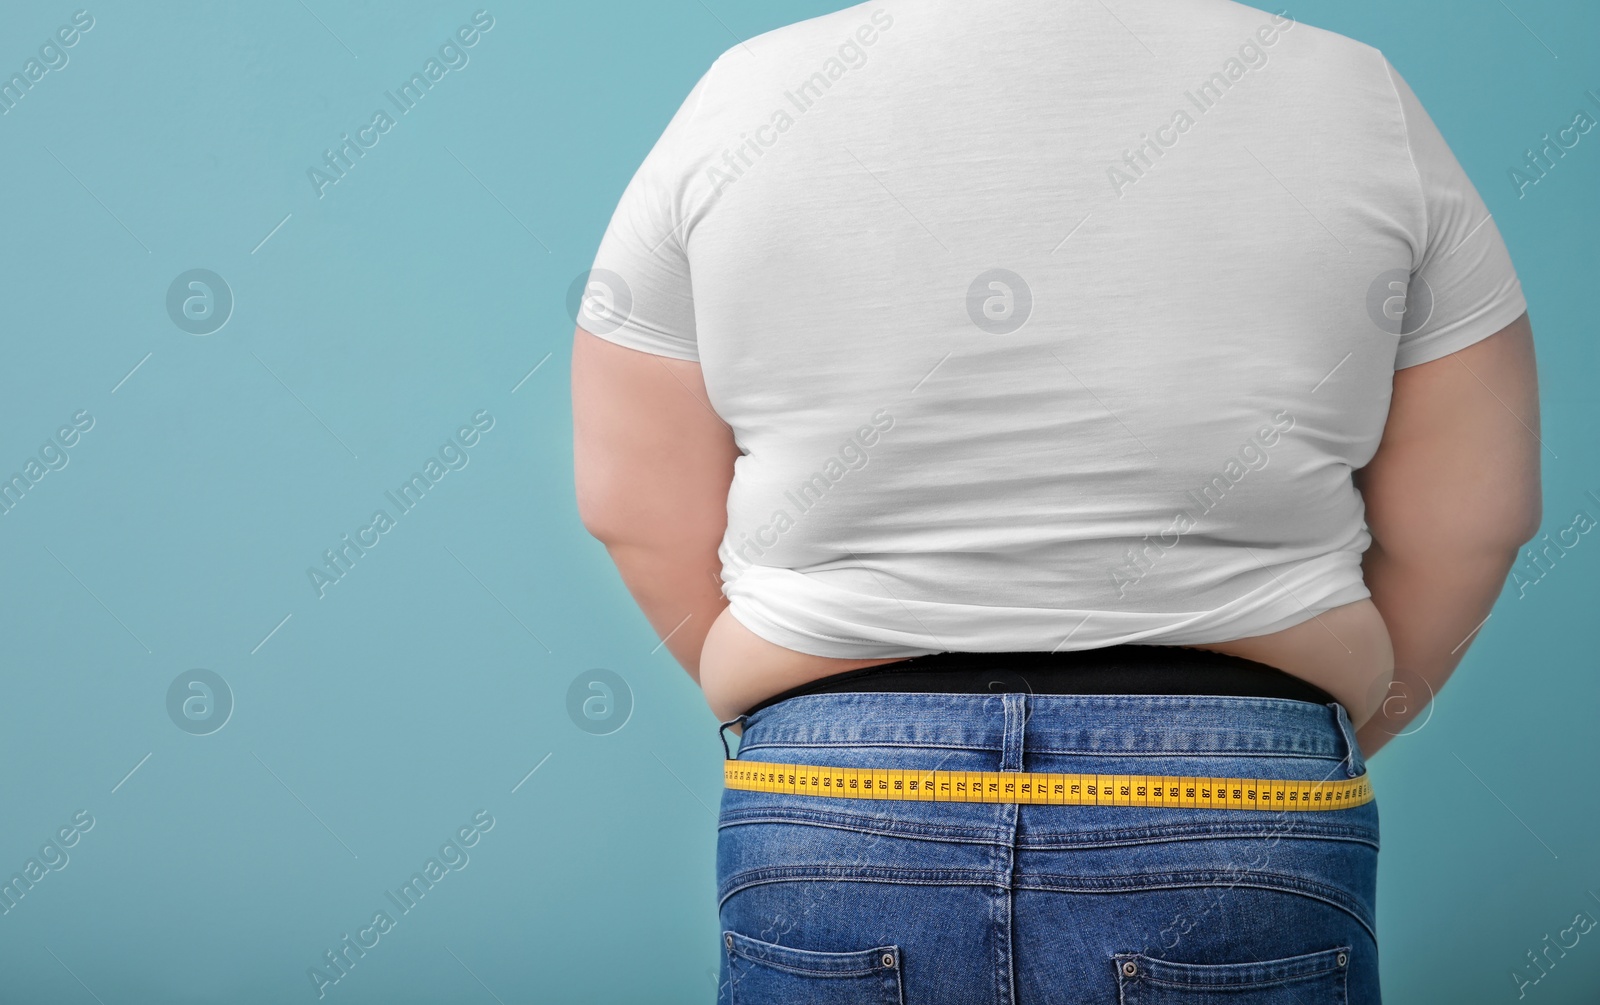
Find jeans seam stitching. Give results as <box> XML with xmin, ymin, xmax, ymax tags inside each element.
<box><xmin>715</xmin><ymin>810</ymin><xmax>1378</xmax><ymax>848</ymax></box>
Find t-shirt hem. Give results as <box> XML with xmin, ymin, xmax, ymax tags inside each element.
<box><xmin>723</xmin><ymin>559</ymin><xmax>1375</xmax><ymax>660</ymax></box>
<box><xmin>725</xmin><ymin>601</ymin><xmax>940</xmax><ymax>660</ymax></box>
<box><xmin>1181</xmin><ymin>579</ymin><xmax>1374</xmax><ymax>644</ymax></box>
<box><xmin>577</xmin><ymin>318</ymin><xmax>700</xmax><ymax>362</ymax></box>
<box><xmin>1394</xmin><ymin>281</ymin><xmax>1527</xmax><ymax>370</ymax></box>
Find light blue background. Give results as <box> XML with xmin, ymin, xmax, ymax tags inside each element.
<box><xmin>0</xmin><ymin>1</ymin><xmax>1595</xmax><ymax>1002</ymax></box>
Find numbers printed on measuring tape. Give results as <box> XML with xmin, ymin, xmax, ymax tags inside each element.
<box><xmin>724</xmin><ymin>760</ymin><xmax>1372</xmax><ymax>811</ymax></box>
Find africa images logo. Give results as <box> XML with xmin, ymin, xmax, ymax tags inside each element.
<box><xmin>307</xmin><ymin>410</ymin><xmax>495</xmax><ymax>598</ymax></box>
<box><xmin>1110</xmin><ymin>410</ymin><xmax>1296</xmax><ymax>597</ymax></box>
<box><xmin>719</xmin><ymin>407</ymin><xmax>895</xmax><ymax>575</ymax></box>
<box><xmin>306</xmin><ymin>10</ymin><xmax>496</xmax><ymax>199</ymax></box>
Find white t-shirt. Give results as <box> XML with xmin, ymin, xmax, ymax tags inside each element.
<box><xmin>577</xmin><ymin>0</ymin><xmax>1527</xmax><ymax>658</ymax></box>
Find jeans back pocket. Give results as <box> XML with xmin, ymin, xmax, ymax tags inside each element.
<box><xmin>724</xmin><ymin>929</ymin><xmax>904</xmax><ymax>1005</ymax></box>
<box><xmin>1115</xmin><ymin>945</ymin><xmax>1350</xmax><ymax>1003</ymax></box>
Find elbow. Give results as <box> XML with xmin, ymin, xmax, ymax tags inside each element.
<box><xmin>1367</xmin><ymin>487</ymin><xmax>1544</xmax><ymax>566</ymax></box>
<box><xmin>1509</xmin><ymin>494</ymin><xmax>1545</xmax><ymax>552</ymax></box>
<box><xmin>1458</xmin><ymin>499</ymin><xmax>1546</xmax><ymax>561</ymax></box>
<box><xmin>575</xmin><ymin>456</ymin><xmax>655</xmax><ymax>546</ymax></box>
<box><xmin>1499</xmin><ymin>475</ymin><xmax>1545</xmax><ymax>553</ymax></box>
<box><xmin>578</xmin><ymin>511</ymin><xmax>614</xmax><ymax>545</ymax></box>
<box><xmin>1471</xmin><ymin>486</ymin><xmax>1546</xmax><ymax>568</ymax></box>
<box><xmin>574</xmin><ymin>478</ymin><xmax>626</xmax><ymax>545</ymax></box>
<box><xmin>575</xmin><ymin>486</ymin><xmax>667</xmax><ymax>549</ymax></box>
<box><xmin>577</xmin><ymin>500</ymin><xmax>629</xmax><ymax>547</ymax></box>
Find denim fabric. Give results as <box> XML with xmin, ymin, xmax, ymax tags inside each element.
<box><xmin>716</xmin><ymin>692</ymin><xmax>1379</xmax><ymax>1004</ymax></box>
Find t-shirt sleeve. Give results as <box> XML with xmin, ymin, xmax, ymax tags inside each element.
<box><xmin>575</xmin><ymin>60</ymin><xmax>720</xmax><ymax>362</ymax></box>
<box><xmin>1383</xmin><ymin>57</ymin><xmax>1527</xmax><ymax>370</ymax></box>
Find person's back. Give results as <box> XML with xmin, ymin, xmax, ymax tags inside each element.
<box><xmin>571</xmin><ymin>4</ymin><xmax>1539</xmax><ymax>1000</ymax></box>
<box><xmin>579</xmin><ymin>0</ymin><xmax>1523</xmax><ymax>673</ymax></box>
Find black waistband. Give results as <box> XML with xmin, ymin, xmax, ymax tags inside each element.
<box><xmin>742</xmin><ymin>645</ymin><xmax>1338</xmax><ymax>719</ymax></box>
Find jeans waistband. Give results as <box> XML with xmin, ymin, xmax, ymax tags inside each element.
<box><xmin>721</xmin><ymin>692</ymin><xmax>1366</xmax><ymax>777</ymax></box>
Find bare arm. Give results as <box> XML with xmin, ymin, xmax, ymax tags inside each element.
<box><xmin>571</xmin><ymin>327</ymin><xmax>738</xmax><ymax>684</ymax></box>
<box><xmin>1352</xmin><ymin>313</ymin><xmax>1542</xmax><ymax>757</ymax></box>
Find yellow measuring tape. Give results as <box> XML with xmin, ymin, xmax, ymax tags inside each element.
<box><xmin>725</xmin><ymin>759</ymin><xmax>1373</xmax><ymax>811</ymax></box>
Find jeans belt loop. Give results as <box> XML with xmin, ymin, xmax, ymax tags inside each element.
<box><xmin>719</xmin><ymin>713</ymin><xmax>749</xmax><ymax>761</ymax></box>
<box><xmin>1329</xmin><ymin>701</ymin><xmax>1365</xmax><ymax>778</ymax></box>
<box><xmin>1000</xmin><ymin>692</ymin><xmax>1027</xmax><ymax>772</ymax></box>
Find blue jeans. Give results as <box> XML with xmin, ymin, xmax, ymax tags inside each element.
<box><xmin>716</xmin><ymin>693</ymin><xmax>1379</xmax><ymax>1004</ymax></box>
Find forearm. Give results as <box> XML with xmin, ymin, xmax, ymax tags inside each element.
<box><xmin>598</xmin><ymin>537</ymin><xmax>727</xmax><ymax>685</ymax></box>
<box><xmin>1354</xmin><ymin>535</ymin><xmax>1523</xmax><ymax>758</ymax></box>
